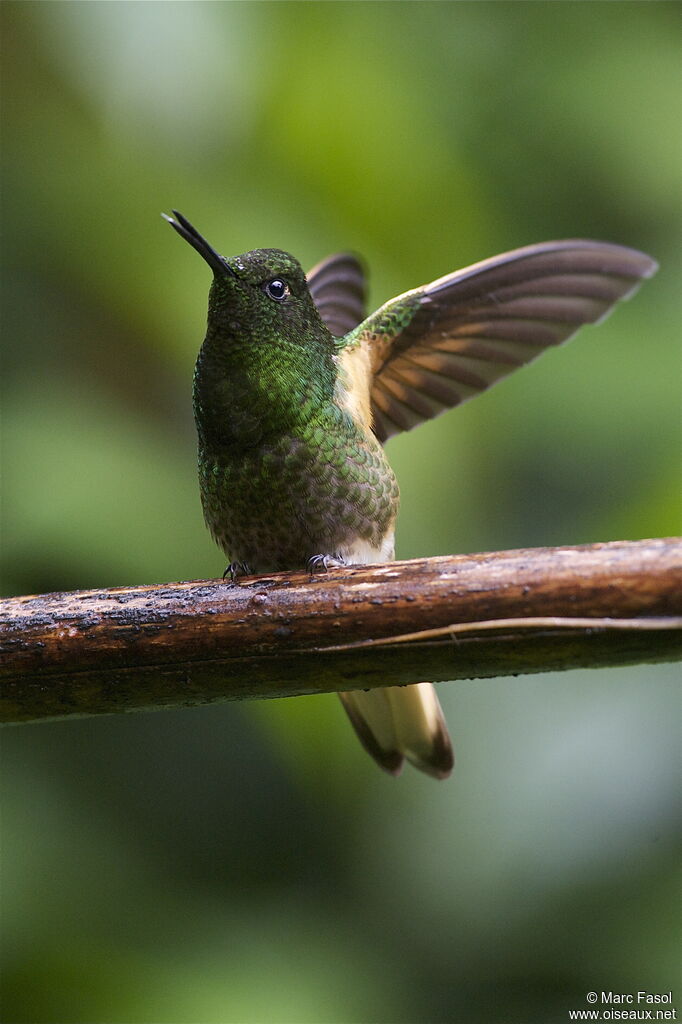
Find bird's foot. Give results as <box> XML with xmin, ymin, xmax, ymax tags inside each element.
<box><xmin>223</xmin><ymin>561</ymin><xmax>252</xmax><ymax>583</ymax></box>
<box><xmin>307</xmin><ymin>553</ymin><xmax>346</xmax><ymax>575</ymax></box>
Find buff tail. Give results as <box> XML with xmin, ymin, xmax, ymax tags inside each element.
<box><xmin>339</xmin><ymin>683</ymin><xmax>453</xmax><ymax>779</ymax></box>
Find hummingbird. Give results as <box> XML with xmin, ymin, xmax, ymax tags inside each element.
<box><xmin>164</xmin><ymin>210</ymin><xmax>657</xmax><ymax>779</ymax></box>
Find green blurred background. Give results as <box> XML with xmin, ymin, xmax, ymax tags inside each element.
<box><xmin>1</xmin><ymin>3</ymin><xmax>680</xmax><ymax>1022</ymax></box>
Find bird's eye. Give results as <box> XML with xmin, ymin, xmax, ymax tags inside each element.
<box><xmin>264</xmin><ymin>278</ymin><xmax>289</xmax><ymax>301</ymax></box>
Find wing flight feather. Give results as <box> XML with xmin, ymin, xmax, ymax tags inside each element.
<box><xmin>306</xmin><ymin>252</ymin><xmax>367</xmax><ymax>338</ymax></box>
<box><xmin>341</xmin><ymin>240</ymin><xmax>657</xmax><ymax>442</ymax></box>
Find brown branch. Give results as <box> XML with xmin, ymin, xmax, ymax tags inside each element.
<box><xmin>1</xmin><ymin>537</ymin><xmax>680</xmax><ymax>725</ymax></box>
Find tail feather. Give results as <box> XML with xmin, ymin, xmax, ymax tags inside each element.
<box><xmin>389</xmin><ymin>683</ymin><xmax>454</xmax><ymax>780</ymax></box>
<box><xmin>339</xmin><ymin>683</ymin><xmax>453</xmax><ymax>779</ymax></box>
<box><xmin>338</xmin><ymin>690</ymin><xmax>404</xmax><ymax>775</ymax></box>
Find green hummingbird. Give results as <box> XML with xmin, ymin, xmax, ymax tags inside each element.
<box><xmin>164</xmin><ymin>210</ymin><xmax>657</xmax><ymax>779</ymax></box>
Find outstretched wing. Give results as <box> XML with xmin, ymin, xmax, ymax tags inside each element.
<box><xmin>341</xmin><ymin>240</ymin><xmax>657</xmax><ymax>443</ymax></box>
<box><xmin>307</xmin><ymin>252</ymin><xmax>367</xmax><ymax>338</ymax></box>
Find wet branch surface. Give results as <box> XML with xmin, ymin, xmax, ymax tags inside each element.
<box><xmin>1</xmin><ymin>537</ymin><xmax>681</xmax><ymax>724</ymax></box>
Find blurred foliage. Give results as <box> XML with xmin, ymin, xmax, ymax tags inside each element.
<box><xmin>1</xmin><ymin>3</ymin><xmax>680</xmax><ymax>1022</ymax></box>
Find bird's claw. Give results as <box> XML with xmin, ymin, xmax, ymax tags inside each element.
<box><xmin>223</xmin><ymin>561</ymin><xmax>251</xmax><ymax>583</ymax></box>
<box><xmin>307</xmin><ymin>553</ymin><xmax>346</xmax><ymax>574</ymax></box>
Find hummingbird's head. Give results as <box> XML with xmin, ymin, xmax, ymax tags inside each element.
<box><xmin>163</xmin><ymin>210</ymin><xmax>326</xmax><ymax>347</ymax></box>
<box><xmin>165</xmin><ymin>211</ymin><xmax>336</xmax><ymax>446</ymax></box>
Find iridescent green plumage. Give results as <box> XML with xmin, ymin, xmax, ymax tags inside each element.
<box><xmin>165</xmin><ymin>210</ymin><xmax>657</xmax><ymax>778</ymax></box>
<box><xmin>188</xmin><ymin>243</ymin><xmax>399</xmax><ymax>572</ymax></box>
<box><xmin>197</xmin><ymin>400</ymin><xmax>399</xmax><ymax>573</ymax></box>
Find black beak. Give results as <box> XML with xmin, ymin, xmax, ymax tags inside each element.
<box><xmin>162</xmin><ymin>210</ymin><xmax>237</xmax><ymax>277</ymax></box>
